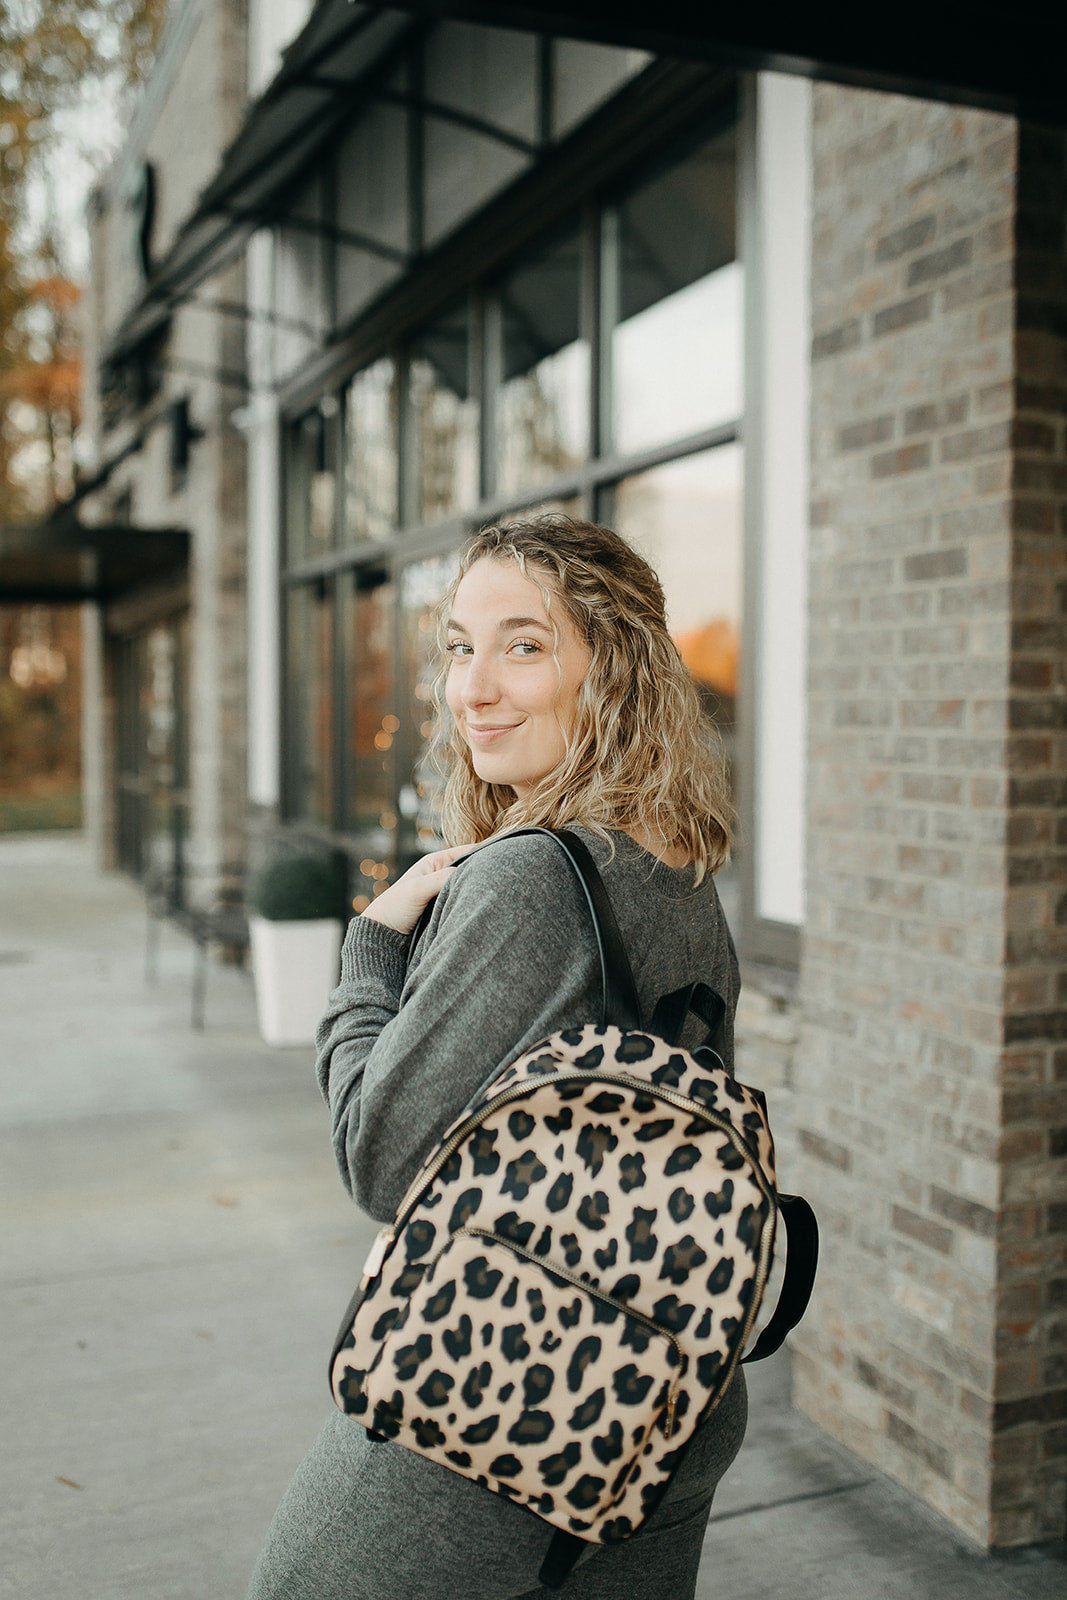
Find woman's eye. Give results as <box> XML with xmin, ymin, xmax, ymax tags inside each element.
<box><xmin>445</xmin><ymin>639</ymin><xmax>472</xmax><ymax>657</ymax></box>
<box><xmin>510</xmin><ymin>639</ymin><xmax>542</xmax><ymax>657</ymax></box>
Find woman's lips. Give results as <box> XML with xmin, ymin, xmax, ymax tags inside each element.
<box><xmin>466</xmin><ymin>724</ymin><xmax>521</xmax><ymax>745</ymax></box>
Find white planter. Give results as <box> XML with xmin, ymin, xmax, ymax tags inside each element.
<box><xmin>249</xmin><ymin>915</ymin><xmax>343</xmax><ymax>1047</ymax></box>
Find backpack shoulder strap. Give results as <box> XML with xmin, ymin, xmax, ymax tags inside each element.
<box><xmin>549</xmin><ymin>829</ymin><xmax>642</xmax><ymax>1031</ymax></box>
<box><xmin>411</xmin><ymin>827</ymin><xmax>642</xmax><ymax>1031</ymax></box>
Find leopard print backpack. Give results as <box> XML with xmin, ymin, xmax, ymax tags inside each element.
<box><xmin>329</xmin><ymin>829</ymin><xmax>818</xmax><ymax>1589</ymax></box>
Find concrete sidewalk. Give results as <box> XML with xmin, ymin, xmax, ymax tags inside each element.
<box><xmin>1</xmin><ymin>832</ymin><xmax>1063</xmax><ymax>1599</ymax></box>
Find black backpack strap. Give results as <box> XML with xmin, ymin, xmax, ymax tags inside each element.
<box><xmin>649</xmin><ymin>982</ymin><xmax>726</xmax><ymax>1053</ymax></box>
<box><xmin>550</xmin><ymin>829</ymin><xmax>642</xmax><ymax>1031</ymax></box>
<box><xmin>742</xmin><ymin>1194</ymin><xmax>819</xmax><ymax>1364</ymax></box>
<box><xmin>437</xmin><ymin>827</ymin><xmax>642</xmax><ymax>1031</ymax></box>
<box><xmin>539</xmin><ymin>1529</ymin><xmax>587</xmax><ymax>1589</ymax></box>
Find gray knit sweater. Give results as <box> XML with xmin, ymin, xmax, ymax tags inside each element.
<box><xmin>316</xmin><ymin>827</ymin><xmax>740</xmax><ymax>1226</ymax></box>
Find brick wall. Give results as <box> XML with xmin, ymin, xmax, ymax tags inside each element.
<box><xmin>997</xmin><ymin>123</ymin><xmax>1067</xmax><ymax>1546</ymax></box>
<box><xmin>775</xmin><ymin>84</ymin><xmax>1066</xmax><ymax>1546</ymax></box>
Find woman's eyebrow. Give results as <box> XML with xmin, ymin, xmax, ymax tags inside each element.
<box><xmin>445</xmin><ymin>616</ymin><xmax>551</xmax><ymax>634</ymax></box>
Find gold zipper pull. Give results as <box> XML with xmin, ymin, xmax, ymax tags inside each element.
<box><xmin>358</xmin><ymin>1226</ymin><xmax>395</xmax><ymax>1290</ymax></box>
<box><xmin>663</xmin><ymin>1388</ymin><xmax>679</xmax><ymax>1440</ymax></box>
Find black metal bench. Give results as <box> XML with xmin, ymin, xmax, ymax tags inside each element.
<box><xmin>144</xmin><ymin>868</ymin><xmax>250</xmax><ymax>1029</ymax></box>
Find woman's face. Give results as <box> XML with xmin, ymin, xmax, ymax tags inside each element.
<box><xmin>444</xmin><ymin>556</ymin><xmax>591</xmax><ymax>798</ymax></box>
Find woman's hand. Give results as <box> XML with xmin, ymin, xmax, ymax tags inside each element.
<box><xmin>359</xmin><ymin>844</ymin><xmax>477</xmax><ymax>935</ymax></box>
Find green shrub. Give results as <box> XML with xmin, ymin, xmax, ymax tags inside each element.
<box><xmin>249</xmin><ymin>853</ymin><xmax>341</xmax><ymax>921</ymax></box>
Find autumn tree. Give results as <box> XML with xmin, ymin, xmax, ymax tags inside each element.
<box><xmin>0</xmin><ymin>0</ymin><xmax>168</xmax><ymax>520</ymax></box>
<box><xmin>0</xmin><ymin>3</ymin><xmax>167</xmax><ymax>822</ymax></box>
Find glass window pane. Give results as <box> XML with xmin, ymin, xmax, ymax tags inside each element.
<box><xmin>615</xmin><ymin>445</ymin><xmax>742</xmax><ymax>749</ymax></box>
<box><xmin>285</xmin><ymin>410</ymin><xmax>336</xmax><ymax>562</ymax></box>
<box><xmin>345</xmin><ymin>359</ymin><xmax>399</xmax><ymax>543</ymax></box>
<box><xmin>274</xmin><ymin>180</ymin><xmax>330</xmax><ymax>378</ymax></box>
<box><xmin>615</xmin><ymin>444</ymin><xmax>742</xmax><ymax>922</ymax></box>
<box><xmin>285</xmin><ymin>581</ymin><xmax>335</xmax><ymax>826</ymax></box>
<box><xmin>344</xmin><ymin>570</ymin><xmax>397</xmax><ymax>856</ymax></box>
<box><xmin>334</xmin><ymin>98</ymin><xmax>409</xmax><ymax>327</ymax></box>
<box><xmin>496</xmin><ymin>225</ymin><xmax>588</xmax><ymax>497</ymax></box>
<box><xmin>425</xmin><ymin>21</ymin><xmax>538</xmax><ymax>143</ymax></box>
<box><xmin>409</xmin><ymin>305</ymin><xmax>479</xmax><ymax>525</ymax></box>
<box><xmin>398</xmin><ymin>553</ymin><xmax>460</xmax><ymax>863</ymax></box>
<box><xmin>552</xmin><ymin>41</ymin><xmax>652</xmax><ymax>137</ymax></box>
<box><xmin>424</xmin><ymin>116</ymin><xmax>529</xmax><ymax>249</ymax></box>
<box><xmin>612</xmin><ymin>127</ymin><xmax>741</xmax><ymax>455</ymax></box>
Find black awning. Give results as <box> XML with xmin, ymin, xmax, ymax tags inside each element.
<box><xmin>386</xmin><ymin>0</ymin><xmax>1067</xmax><ymax>123</ymax></box>
<box><xmin>102</xmin><ymin>0</ymin><xmax>1066</xmax><ymax>372</ymax></box>
<box><xmin>103</xmin><ymin>2</ymin><xmax>415</xmax><ymax>366</ymax></box>
<box><xmin>0</xmin><ymin>520</ymin><xmax>189</xmax><ymax>604</ymax></box>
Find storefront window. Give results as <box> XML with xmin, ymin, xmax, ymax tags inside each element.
<box><xmin>408</xmin><ymin>306</ymin><xmax>479</xmax><ymax>526</ymax></box>
<box><xmin>344</xmin><ymin>569</ymin><xmax>396</xmax><ymax>845</ymax></box>
<box><xmin>398</xmin><ymin>554</ymin><xmax>460</xmax><ymax>862</ymax></box>
<box><xmin>496</xmin><ymin>224</ymin><xmax>588</xmax><ymax>497</ymax></box>
<box><xmin>278</xmin><ymin>56</ymin><xmax>743</xmax><ymax>915</ymax></box>
<box><xmin>286</xmin><ymin>409</ymin><xmax>337</xmax><ymax>562</ymax></box>
<box><xmin>285</xmin><ymin>581</ymin><xmax>335</xmax><ymax>825</ymax></box>
<box><xmin>345</xmin><ymin>359</ymin><xmax>399</xmax><ymax>543</ymax></box>
<box><xmin>615</xmin><ymin>444</ymin><xmax>742</xmax><ymax>746</ymax></box>
<box><xmin>611</xmin><ymin>126</ymin><xmax>740</xmax><ymax>455</ymax></box>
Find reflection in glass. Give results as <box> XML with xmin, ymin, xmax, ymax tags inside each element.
<box><xmin>616</xmin><ymin>444</ymin><xmax>742</xmax><ymax>922</ymax></box>
<box><xmin>345</xmin><ymin>571</ymin><xmax>396</xmax><ymax>849</ymax></box>
<box><xmin>345</xmin><ymin>359</ymin><xmax>399</xmax><ymax>542</ymax></box>
<box><xmin>399</xmin><ymin>553</ymin><xmax>460</xmax><ymax>861</ymax></box>
<box><xmin>615</xmin><ymin>444</ymin><xmax>742</xmax><ymax>747</ymax></box>
<box><xmin>286</xmin><ymin>410</ymin><xmax>336</xmax><ymax>561</ymax></box>
<box><xmin>409</xmin><ymin>306</ymin><xmax>479</xmax><ymax>525</ymax></box>
<box><xmin>286</xmin><ymin>581</ymin><xmax>335</xmax><ymax>826</ymax></box>
<box><xmin>497</xmin><ymin>226</ymin><xmax>588</xmax><ymax>496</ymax></box>
<box><xmin>612</xmin><ymin>126</ymin><xmax>740</xmax><ymax>455</ymax></box>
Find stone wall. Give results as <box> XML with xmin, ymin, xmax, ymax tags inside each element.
<box><xmin>776</xmin><ymin>83</ymin><xmax>1066</xmax><ymax>1547</ymax></box>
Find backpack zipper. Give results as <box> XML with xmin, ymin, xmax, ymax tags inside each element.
<box><xmin>454</xmin><ymin>1225</ymin><xmax>686</xmax><ymax>1438</ymax></box>
<box><xmin>356</xmin><ymin>1069</ymin><xmax>777</xmax><ymax>1383</ymax></box>
<box><xmin>394</xmin><ymin>1070</ymin><xmax>770</xmax><ymax>1229</ymax></box>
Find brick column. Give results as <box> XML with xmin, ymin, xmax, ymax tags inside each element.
<box><xmin>794</xmin><ymin>87</ymin><xmax>1066</xmax><ymax>1546</ymax></box>
<box><xmin>998</xmin><ymin>123</ymin><xmax>1067</xmax><ymax>1545</ymax></box>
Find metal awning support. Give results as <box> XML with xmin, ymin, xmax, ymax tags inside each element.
<box><xmin>0</xmin><ymin>519</ymin><xmax>189</xmax><ymax>604</ymax></box>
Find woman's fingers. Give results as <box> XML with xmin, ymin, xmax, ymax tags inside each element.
<box><xmin>359</xmin><ymin>844</ymin><xmax>477</xmax><ymax>934</ymax></box>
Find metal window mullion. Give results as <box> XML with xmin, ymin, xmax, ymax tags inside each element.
<box><xmin>278</xmin><ymin>433</ymin><xmax>296</xmax><ymax>821</ymax></box>
<box><xmin>596</xmin><ymin>204</ymin><xmax>620</xmax><ymax>462</ymax></box>
<box><xmin>580</xmin><ymin>199</ymin><xmax>601</xmax><ymax>489</ymax></box>
<box><xmin>407</xmin><ymin>36</ymin><xmax>425</xmax><ymax>260</ymax></box>
<box><xmin>397</xmin><ymin>345</ymin><xmax>418</xmax><ymax>529</ymax></box>
<box><xmin>481</xmin><ymin>291</ymin><xmax>502</xmax><ymax>503</ymax></box>
<box><xmin>388</xmin><ymin>565</ymin><xmax>405</xmax><ymax>880</ymax></box>
<box><xmin>537</xmin><ymin>36</ymin><xmax>553</xmax><ymax>148</ymax></box>
<box><xmin>330</xmin><ymin>570</ymin><xmax>346</xmax><ymax>833</ymax></box>
<box><xmin>325</xmin><ymin>152</ymin><xmax>339</xmax><ymax>335</ymax></box>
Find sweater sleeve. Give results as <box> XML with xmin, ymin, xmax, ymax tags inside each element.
<box><xmin>315</xmin><ymin>836</ymin><xmax>602</xmax><ymax>1223</ymax></box>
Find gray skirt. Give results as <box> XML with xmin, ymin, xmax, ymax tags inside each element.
<box><xmin>245</xmin><ymin>1371</ymin><xmax>747</xmax><ymax>1600</ymax></box>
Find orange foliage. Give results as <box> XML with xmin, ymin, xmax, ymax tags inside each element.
<box><xmin>27</xmin><ymin>276</ymin><xmax>82</xmax><ymax>311</ymax></box>
<box><xmin>674</xmin><ymin>618</ymin><xmax>739</xmax><ymax>699</ymax></box>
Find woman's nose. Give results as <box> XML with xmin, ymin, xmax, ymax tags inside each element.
<box><xmin>462</xmin><ymin>657</ymin><xmax>501</xmax><ymax>707</ymax></box>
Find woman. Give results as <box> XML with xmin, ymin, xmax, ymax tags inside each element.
<box><xmin>247</xmin><ymin>516</ymin><xmax>745</xmax><ymax>1600</ymax></box>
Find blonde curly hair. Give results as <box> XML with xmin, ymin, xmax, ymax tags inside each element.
<box><xmin>429</xmin><ymin>515</ymin><xmax>734</xmax><ymax>882</ymax></box>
